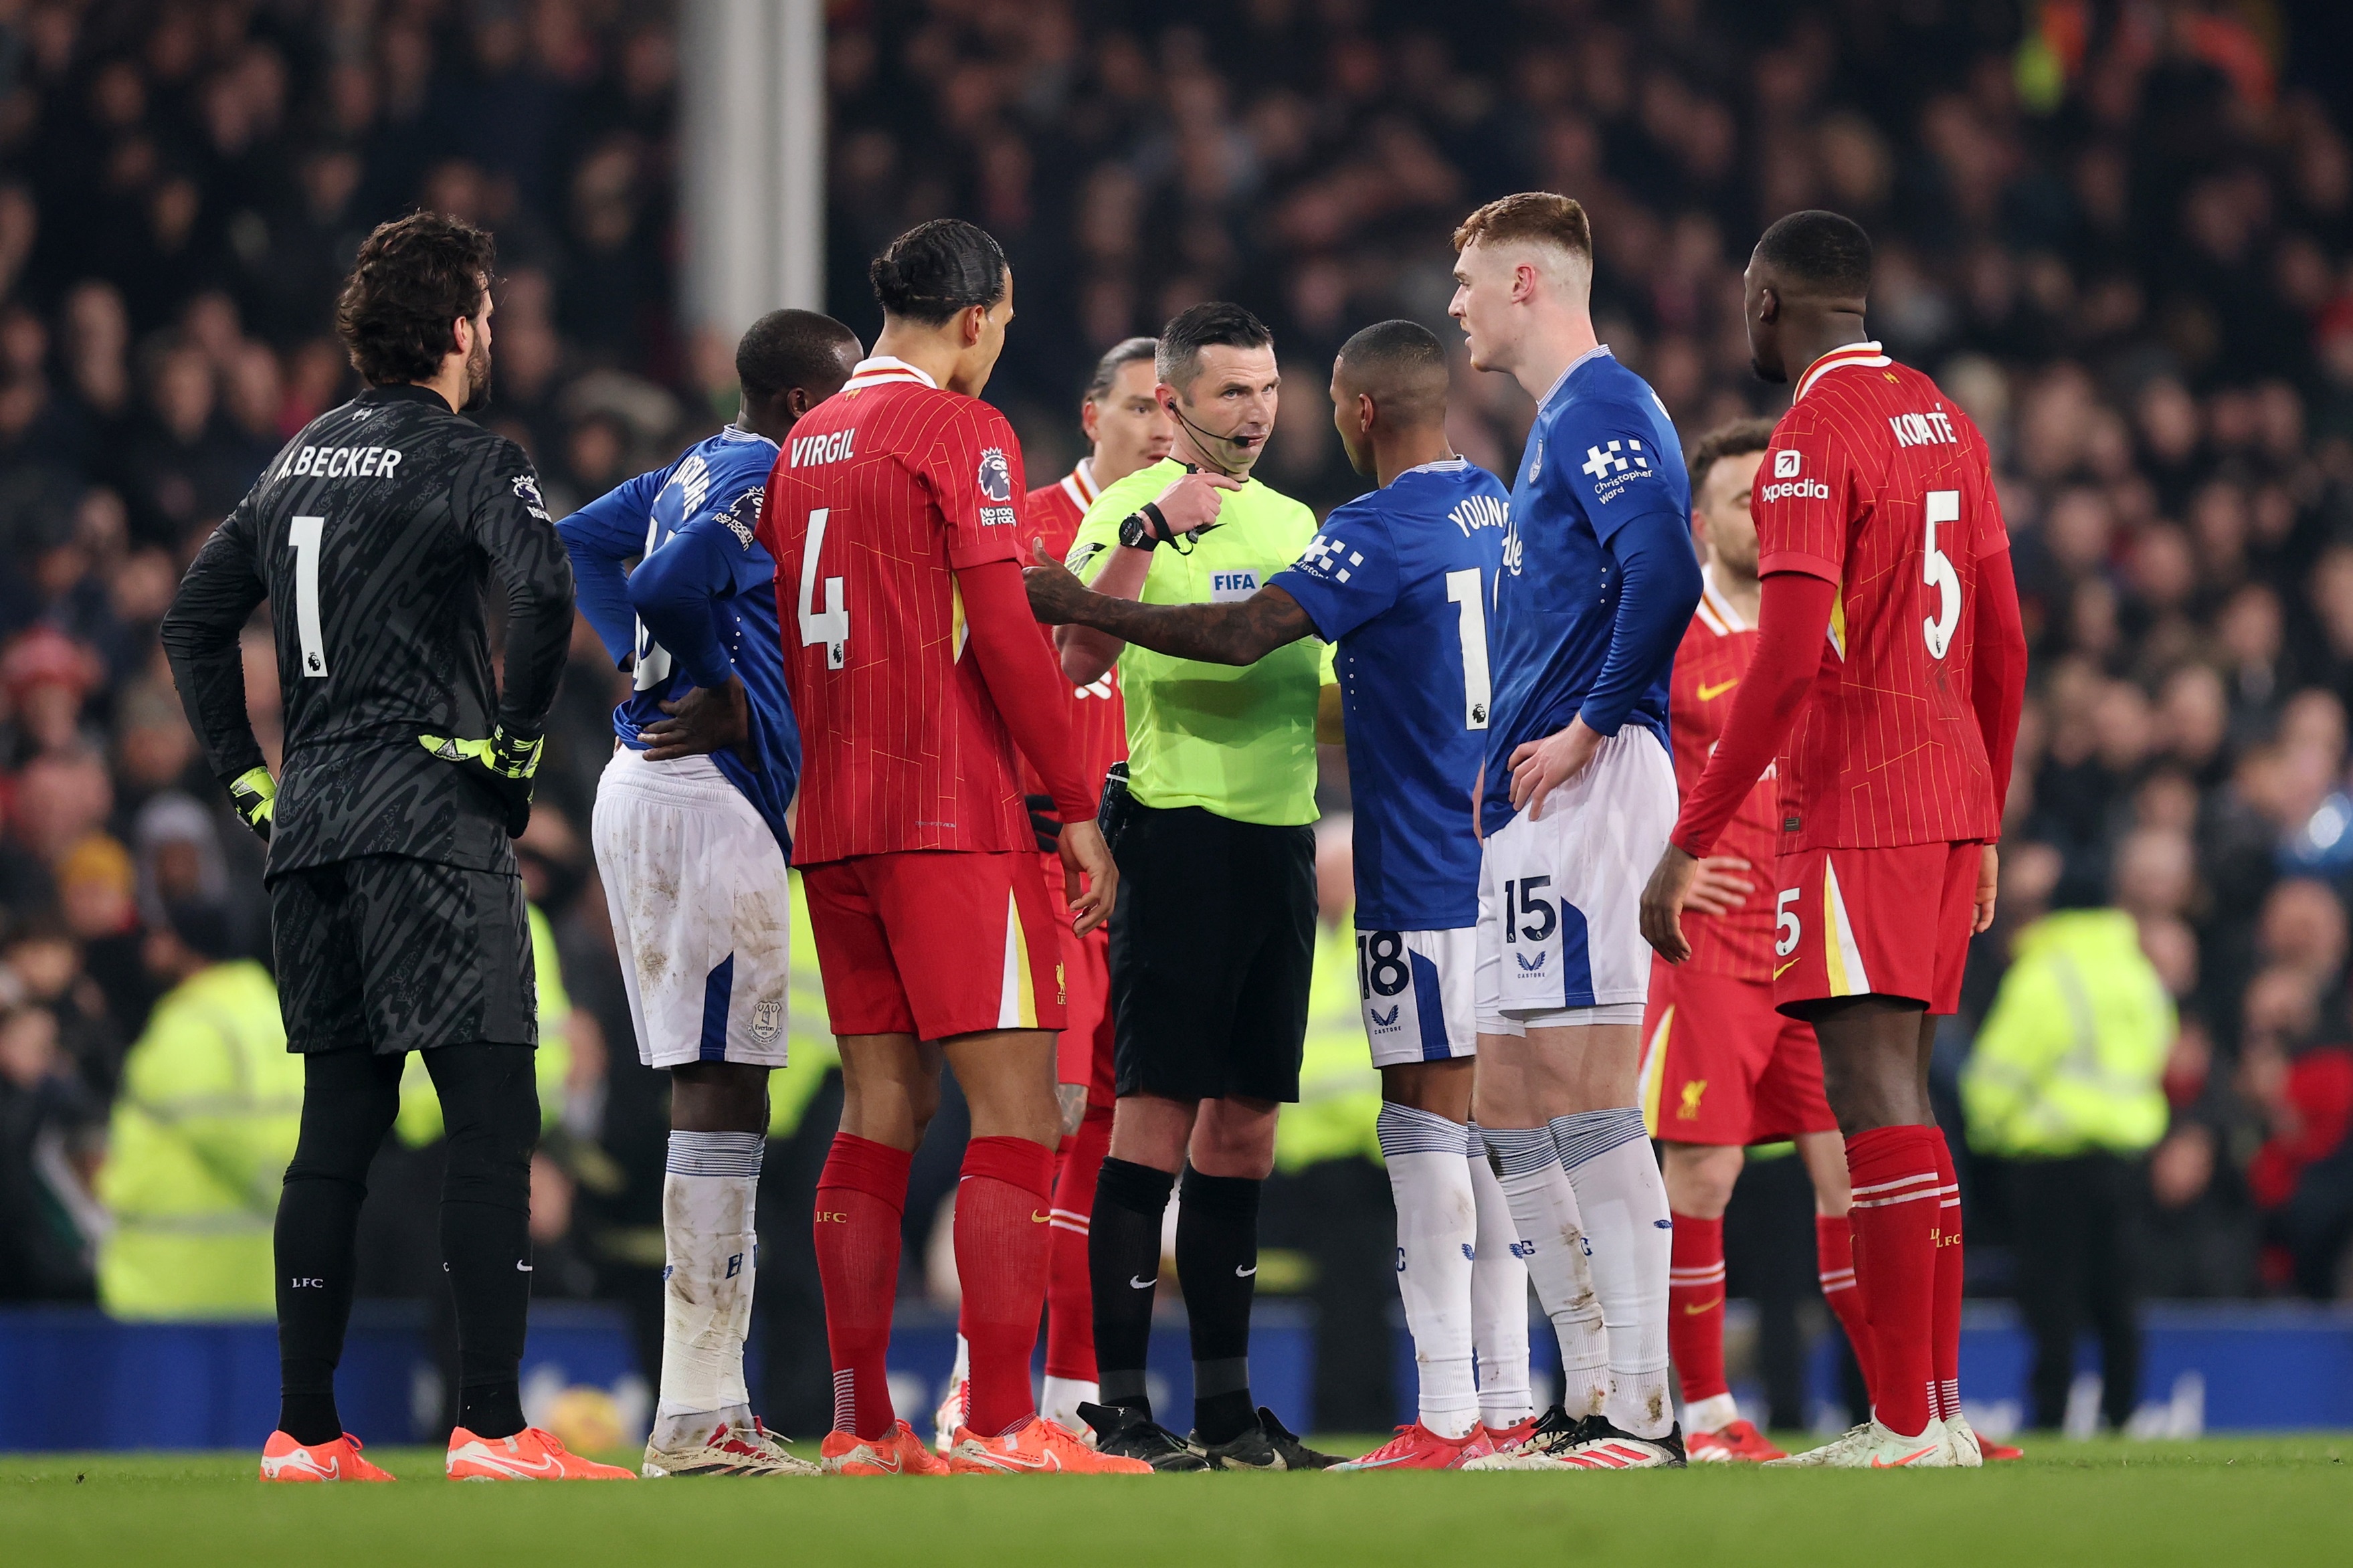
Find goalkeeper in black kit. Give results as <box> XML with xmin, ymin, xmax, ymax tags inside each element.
<box><xmin>161</xmin><ymin>213</ymin><xmax>630</xmax><ymax>1482</ymax></box>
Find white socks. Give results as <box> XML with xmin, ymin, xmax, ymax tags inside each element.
<box><xmin>653</xmin><ymin>1130</ymin><xmax>763</xmax><ymax>1451</ymax></box>
<box><xmin>1040</xmin><ymin>1375</ymin><xmax>1097</xmax><ymax>1430</ymax></box>
<box><xmin>1465</xmin><ymin>1122</ymin><xmax>1533</xmax><ymax>1428</ymax></box>
<box><xmin>1378</xmin><ymin>1104</ymin><xmax>1480</xmax><ymax>1438</ymax></box>
<box><xmin>1553</xmin><ymin>1108</ymin><xmax>1673</xmax><ymax>1440</ymax></box>
<box><xmin>1482</xmin><ymin>1124</ymin><xmax>1608</xmax><ymax>1419</ymax></box>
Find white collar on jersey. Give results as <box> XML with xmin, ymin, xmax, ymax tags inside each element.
<box><xmin>1537</xmin><ymin>343</ymin><xmax>1616</xmax><ymax>411</ymax></box>
<box><xmin>716</xmin><ymin>423</ymin><xmax>777</xmax><ymax>450</ymax></box>
<box><xmin>1695</xmin><ymin>563</ymin><xmax>1752</xmax><ymax>635</ymax></box>
<box><xmin>1396</xmin><ymin>456</ymin><xmax>1471</xmax><ymax>478</ymax></box>
<box><xmin>1794</xmin><ymin>340</ymin><xmax>1891</xmax><ymax>401</ymax></box>
<box><xmin>1060</xmin><ymin>457</ymin><xmax>1099</xmax><ymax>510</ymax></box>
<box><xmin>842</xmin><ymin>355</ymin><xmax>939</xmax><ymax>391</ymax></box>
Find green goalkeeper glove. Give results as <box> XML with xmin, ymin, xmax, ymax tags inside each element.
<box><xmin>420</xmin><ymin>724</ymin><xmax>544</xmax><ymax>838</ymax></box>
<box><xmin>227</xmin><ymin>766</ymin><xmax>276</xmax><ymax>842</ymax></box>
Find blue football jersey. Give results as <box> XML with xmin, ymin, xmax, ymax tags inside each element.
<box><xmin>1270</xmin><ymin>458</ymin><xmax>1508</xmax><ymax>930</ymax></box>
<box><xmin>557</xmin><ymin>426</ymin><xmax>799</xmax><ymax>851</ymax></box>
<box><xmin>1481</xmin><ymin>347</ymin><xmax>1693</xmax><ymax>838</ymax></box>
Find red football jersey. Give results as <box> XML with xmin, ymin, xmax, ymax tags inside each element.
<box><xmin>1752</xmin><ymin>341</ymin><xmax>2010</xmax><ymax>851</ymax></box>
<box><xmin>761</xmin><ymin>357</ymin><xmax>1032</xmax><ymax>864</ymax></box>
<box><xmin>1017</xmin><ymin>460</ymin><xmax>1127</xmax><ymax>805</ymax></box>
<box><xmin>1667</xmin><ymin>569</ymin><xmax>1777</xmax><ymax>979</ymax></box>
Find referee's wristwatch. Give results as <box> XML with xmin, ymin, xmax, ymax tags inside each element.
<box><xmin>1117</xmin><ymin>501</ymin><xmax>1180</xmax><ymax>551</ymax></box>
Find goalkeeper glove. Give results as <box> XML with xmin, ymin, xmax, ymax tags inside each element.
<box><xmin>227</xmin><ymin>766</ymin><xmax>276</xmax><ymax>842</ymax></box>
<box><xmin>420</xmin><ymin>724</ymin><xmax>544</xmax><ymax>838</ymax></box>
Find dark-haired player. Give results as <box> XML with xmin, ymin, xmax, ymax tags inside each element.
<box><xmin>1635</xmin><ymin>418</ymin><xmax>1867</xmax><ymax>1462</ymax></box>
<box><xmin>559</xmin><ymin>308</ymin><xmax>862</xmax><ymax>1478</ymax></box>
<box><xmin>1026</xmin><ymin>320</ymin><xmax>1530</xmax><ymax>1468</ymax></box>
<box><xmin>761</xmin><ymin>219</ymin><xmax>1143</xmax><ymax>1476</ymax></box>
<box><xmin>162</xmin><ymin>213</ymin><xmax>628</xmax><ymax>1480</ymax></box>
<box><xmin>1053</xmin><ymin>302</ymin><xmax>1340</xmax><ymax>1472</ymax></box>
<box><xmin>933</xmin><ymin>334</ymin><xmax>1170</xmax><ymax>1444</ymax></box>
<box><xmin>1641</xmin><ymin>209</ymin><xmax>2029</xmax><ymax>1468</ymax></box>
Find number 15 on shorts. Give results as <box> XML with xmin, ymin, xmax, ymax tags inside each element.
<box><xmin>1500</xmin><ymin>874</ymin><xmax>1564</xmax><ymax>1008</ymax></box>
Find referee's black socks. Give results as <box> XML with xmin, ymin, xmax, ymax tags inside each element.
<box><xmin>1089</xmin><ymin>1157</ymin><xmax>1175</xmax><ymax>1421</ymax></box>
<box><xmin>1175</xmin><ymin>1167</ymin><xmax>1261</xmax><ymax>1447</ymax></box>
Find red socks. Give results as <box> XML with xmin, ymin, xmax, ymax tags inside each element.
<box><xmin>956</xmin><ymin>1135</ymin><xmax>1057</xmax><ymax>1437</ymax></box>
<box><xmin>1816</xmin><ymin>1211</ymin><xmax>1877</xmax><ymax>1409</ymax></box>
<box><xmin>1930</xmin><ymin>1129</ymin><xmax>1964</xmax><ymax>1423</ymax></box>
<box><xmin>1045</xmin><ymin>1101</ymin><xmax>1113</xmax><ymax>1382</ymax></box>
<box><xmin>816</xmin><ymin>1133</ymin><xmax>913</xmax><ymax>1441</ymax></box>
<box><xmin>1843</xmin><ymin>1124</ymin><xmax>1942</xmax><ymax>1438</ymax></box>
<box><xmin>1666</xmin><ymin>1211</ymin><xmax>1728</xmax><ymax>1405</ymax></box>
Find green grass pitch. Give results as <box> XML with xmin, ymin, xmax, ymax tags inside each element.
<box><xmin>7</xmin><ymin>1437</ymin><xmax>2350</xmax><ymax>1567</ymax></box>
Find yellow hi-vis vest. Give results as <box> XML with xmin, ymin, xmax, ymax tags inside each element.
<box><xmin>769</xmin><ymin>870</ymin><xmax>842</xmax><ymax>1141</ymax></box>
<box><xmin>1961</xmin><ymin>908</ymin><xmax>2173</xmax><ymax>1159</ymax></box>
<box><xmin>98</xmin><ymin>959</ymin><xmax>300</xmax><ymax>1320</ymax></box>
<box><xmin>1275</xmin><ymin>915</ymin><xmax>1384</xmax><ymax>1172</ymax></box>
<box><xmin>395</xmin><ymin>902</ymin><xmax>573</xmax><ymax>1146</ymax></box>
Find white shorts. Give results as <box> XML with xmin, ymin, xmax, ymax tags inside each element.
<box><xmin>1476</xmin><ymin>725</ymin><xmax>1676</xmax><ymax>1033</ymax></box>
<box><xmin>1357</xmin><ymin>926</ymin><xmax>1477</xmax><ymax>1068</ymax></box>
<box><xmin>591</xmin><ymin>747</ymin><xmax>792</xmax><ymax>1069</ymax></box>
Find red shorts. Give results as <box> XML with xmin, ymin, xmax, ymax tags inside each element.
<box><xmin>1044</xmin><ymin>851</ymin><xmax>1116</xmax><ymax>1106</ymax></box>
<box><xmin>1640</xmin><ymin>959</ymin><xmax>1836</xmax><ymax>1145</ymax></box>
<box><xmin>802</xmin><ymin>850</ymin><xmax>1066</xmax><ymax>1040</ymax></box>
<box><xmin>1770</xmin><ymin>841</ymin><xmax>1982</xmax><ymax>1017</ymax></box>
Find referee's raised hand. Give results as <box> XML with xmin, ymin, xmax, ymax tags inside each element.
<box><xmin>1151</xmin><ymin>469</ymin><xmax>1241</xmax><ymax>534</ymax></box>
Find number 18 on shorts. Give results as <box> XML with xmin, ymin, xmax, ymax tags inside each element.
<box><xmin>1357</xmin><ymin>927</ymin><xmax>1477</xmax><ymax>1067</ymax></box>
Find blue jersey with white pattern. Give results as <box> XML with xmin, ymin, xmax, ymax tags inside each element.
<box><xmin>1270</xmin><ymin>459</ymin><xmax>1508</xmax><ymax>930</ymax></box>
<box><xmin>557</xmin><ymin>426</ymin><xmax>799</xmax><ymax>852</ymax></box>
<box><xmin>1482</xmin><ymin>347</ymin><xmax>1693</xmax><ymax>838</ymax></box>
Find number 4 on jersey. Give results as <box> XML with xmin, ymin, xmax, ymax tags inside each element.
<box><xmin>797</xmin><ymin>506</ymin><xmax>848</xmax><ymax>668</ymax></box>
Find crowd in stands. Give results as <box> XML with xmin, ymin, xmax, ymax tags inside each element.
<box><xmin>1</xmin><ymin>0</ymin><xmax>2351</xmax><ymax>1411</ymax></box>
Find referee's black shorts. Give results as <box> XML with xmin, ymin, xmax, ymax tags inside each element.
<box><xmin>270</xmin><ymin>854</ymin><xmax>537</xmax><ymax>1055</ymax></box>
<box><xmin>1107</xmin><ymin>802</ymin><xmax>1314</xmax><ymax>1104</ymax></box>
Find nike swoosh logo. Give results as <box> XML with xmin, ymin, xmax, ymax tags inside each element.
<box><xmin>516</xmin><ymin>1262</ymin><xmax>533</xmax><ymax>1272</ymax></box>
<box><xmin>455</xmin><ymin>1447</ymin><xmax>561</xmax><ymax>1476</ymax></box>
<box><xmin>262</xmin><ymin>1450</ymin><xmax>337</xmax><ymax>1479</ymax></box>
<box><xmin>858</xmin><ymin>1450</ymin><xmax>903</xmax><ymax>1474</ymax></box>
<box><xmin>1236</xmin><ymin>1264</ymin><xmax>1257</xmax><ymax>1277</ymax></box>
<box><xmin>1030</xmin><ymin>1211</ymin><xmax>1051</xmax><ymax>1223</ymax></box>
<box><xmin>1129</xmin><ymin>1276</ymin><xmax>1156</xmax><ymax>1290</ymax></box>
<box><xmin>1871</xmin><ymin>1445</ymin><xmax>1940</xmax><ymax>1468</ymax></box>
<box><xmin>1682</xmin><ymin>1297</ymin><xmax>1723</xmax><ymax>1315</ymax></box>
<box><xmin>1698</xmin><ymin>678</ymin><xmax>1739</xmax><ymax>700</ymax></box>
<box><xmin>1774</xmin><ymin>959</ymin><xmax>1798</xmax><ymax>978</ymax></box>
<box><xmin>975</xmin><ymin>1449</ymin><xmax>1057</xmax><ymax>1471</ymax></box>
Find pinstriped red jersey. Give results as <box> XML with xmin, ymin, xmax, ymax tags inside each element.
<box><xmin>761</xmin><ymin>357</ymin><xmax>1032</xmax><ymax>863</ymax></box>
<box><xmin>1668</xmin><ymin>569</ymin><xmax>1777</xmax><ymax>978</ymax></box>
<box><xmin>1017</xmin><ymin>461</ymin><xmax>1127</xmax><ymax>806</ymax></box>
<box><xmin>1754</xmin><ymin>342</ymin><xmax>2009</xmax><ymax>850</ymax></box>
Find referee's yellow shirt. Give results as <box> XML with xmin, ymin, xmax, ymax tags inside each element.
<box><xmin>1069</xmin><ymin>459</ymin><xmax>1335</xmax><ymax>827</ymax></box>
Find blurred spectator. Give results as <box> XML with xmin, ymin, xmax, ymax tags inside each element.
<box><xmin>0</xmin><ymin>996</ymin><xmax>102</xmax><ymax>1302</ymax></box>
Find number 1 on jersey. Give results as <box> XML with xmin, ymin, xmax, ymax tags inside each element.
<box><xmin>1444</xmin><ymin>567</ymin><xmax>1491</xmax><ymax>730</ymax></box>
<box><xmin>797</xmin><ymin>506</ymin><xmax>848</xmax><ymax>669</ymax></box>
<box><xmin>1922</xmin><ymin>489</ymin><xmax>1960</xmax><ymax>660</ymax></box>
<box><xmin>289</xmin><ymin>514</ymin><xmax>328</xmax><ymax>678</ymax></box>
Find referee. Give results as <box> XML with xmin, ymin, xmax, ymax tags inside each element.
<box><xmin>1055</xmin><ymin>302</ymin><xmax>1340</xmax><ymax>1470</ymax></box>
<box><xmin>160</xmin><ymin>214</ymin><xmax>626</xmax><ymax>1482</ymax></box>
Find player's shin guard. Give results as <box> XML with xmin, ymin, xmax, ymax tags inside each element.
<box><xmin>276</xmin><ymin>1050</ymin><xmax>403</xmax><ymax>1444</ymax></box>
<box><xmin>1482</xmin><ymin>1125</ymin><xmax>1609</xmax><ymax>1419</ymax></box>
<box><xmin>1816</xmin><ymin>1211</ymin><xmax>1877</xmax><ymax>1409</ymax></box>
<box><xmin>1668</xmin><ymin>1211</ymin><xmax>1731</xmax><ymax>1430</ymax></box>
<box><xmin>1466</xmin><ymin>1124</ymin><xmax>1535</xmax><ymax>1428</ymax></box>
<box><xmin>1175</xmin><ymin>1167</ymin><xmax>1261</xmax><ymax>1446</ymax></box>
<box><xmin>955</xmin><ymin>1136</ymin><xmax>1056</xmax><ymax>1438</ymax></box>
<box><xmin>656</xmin><ymin>1131</ymin><xmax>763</xmax><ymax>1448</ymax></box>
<box><xmin>815</xmin><ymin>1133</ymin><xmax>912</xmax><ymax>1441</ymax></box>
<box><xmin>1378</xmin><ymin>1104</ymin><xmax>1479</xmax><ymax>1439</ymax></box>
<box><xmin>1930</xmin><ymin>1129</ymin><xmax>1963</xmax><ymax>1423</ymax></box>
<box><xmin>1844</xmin><ymin>1125</ymin><xmax>1943</xmax><ymax>1438</ymax></box>
<box><xmin>1043</xmin><ymin>1100</ymin><xmax>1113</xmax><ymax>1411</ymax></box>
<box><xmin>1089</xmin><ymin>1156</ymin><xmax>1175</xmax><ymax>1420</ymax></box>
<box><xmin>1553</xmin><ymin>1110</ymin><xmax>1673</xmax><ymax>1440</ymax></box>
<box><xmin>428</xmin><ymin>1043</ymin><xmax>539</xmax><ymax>1442</ymax></box>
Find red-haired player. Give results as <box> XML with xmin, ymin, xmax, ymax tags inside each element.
<box><xmin>763</xmin><ymin>219</ymin><xmax>1145</xmax><ymax>1476</ymax></box>
<box><xmin>1641</xmin><ymin>209</ymin><xmax>2028</xmax><ymax>1469</ymax></box>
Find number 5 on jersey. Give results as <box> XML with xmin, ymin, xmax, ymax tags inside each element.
<box><xmin>797</xmin><ymin>506</ymin><xmax>848</xmax><ymax>668</ymax></box>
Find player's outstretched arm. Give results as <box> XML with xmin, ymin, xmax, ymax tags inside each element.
<box><xmin>1640</xmin><ymin>570</ymin><xmax>1836</xmax><ymax>963</ymax></box>
<box><xmin>160</xmin><ymin>506</ymin><xmax>271</xmax><ymax>829</ymax></box>
<box><xmin>961</xmin><ymin>557</ymin><xmax>1117</xmax><ymax>933</ymax></box>
<box><xmin>1027</xmin><ymin>561</ymin><xmax>1317</xmax><ymax>668</ymax></box>
<box><xmin>1050</xmin><ymin>470</ymin><xmax>1240</xmax><ymax>682</ymax></box>
<box><xmin>556</xmin><ymin>469</ymin><xmax>664</xmax><ymax>669</ymax></box>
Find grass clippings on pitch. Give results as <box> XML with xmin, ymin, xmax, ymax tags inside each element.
<box><xmin>5</xmin><ymin>1436</ymin><xmax>2348</xmax><ymax>1568</ymax></box>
